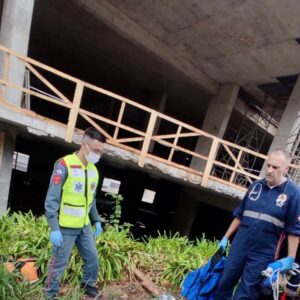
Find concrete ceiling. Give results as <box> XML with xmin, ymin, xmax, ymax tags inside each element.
<box><xmin>28</xmin><ymin>0</ymin><xmax>212</xmax><ymax>129</ymax></box>
<box><xmin>29</xmin><ymin>0</ymin><xmax>300</xmax><ymax>128</ymax></box>
<box><xmin>105</xmin><ymin>0</ymin><xmax>300</xmax><ymax>102</ymax></box>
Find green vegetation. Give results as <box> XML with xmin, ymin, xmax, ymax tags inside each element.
<box><xmin>0</xmin><ymin>210</ymin><xmax>219</xmax><ymax>299</ymax></box>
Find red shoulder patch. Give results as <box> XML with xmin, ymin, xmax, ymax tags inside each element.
<box><xmin>53</xmin><ymin>174</ymin><xmax>61</xmax><ymax>185</ymax></box>
<box><xmin>60</xmin><ymin>159</ymin><xmax>66</xmax><ymax>166</ymax></box>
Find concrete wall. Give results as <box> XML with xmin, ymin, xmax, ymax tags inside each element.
<box><xmin>0</xmin><ymin>123</ymin><xmax>16</xmax><ymax>215</ymax></box>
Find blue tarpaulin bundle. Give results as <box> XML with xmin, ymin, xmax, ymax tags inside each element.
<box><xmin>181</xmin><ymin>248</ymin><xmax>227</xmax><ymax>300</ymax></box>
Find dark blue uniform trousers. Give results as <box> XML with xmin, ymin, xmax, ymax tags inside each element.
<box><xmin>215</xmin><ymin>248</ymin><xmax>272</xmax><ymax>299</ymax></box>
<box><xmin>45</xmin><ymin>226</ymin><xmax>99</xmax><ymax>297</ymax></box>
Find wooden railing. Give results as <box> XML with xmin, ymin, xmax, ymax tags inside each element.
<box><xmin>0</xmin><ymin>45</ymin><xmax>299</xmax><ymax>191</ymax></box>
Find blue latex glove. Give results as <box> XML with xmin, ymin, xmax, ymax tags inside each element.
<box><xmin>218</xmin><ymin>237</ymin><xmax>228</xmax><ymax>250</ymax></box>
<box><xmin>50</xmin><ymin>230</ymin><xmax>63</xmax><ymax>247</ymax></box>
<box><xmin>276</xmin><ymin>256</ymin><xmax>295</xmax><ymax>273</ymax></box>
<box><xmin>263</xmin><ymin>271</ymin><xmax>280</xmax><ymax>288</ymax></box>
<box><xmin>94</xmin><ymin>222</ymin><xmax>102</xmax><ymax>237</ymax></box>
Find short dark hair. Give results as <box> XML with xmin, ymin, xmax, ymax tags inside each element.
<box><xmin>83</xmin><ymin>127</ymin><xmax>105</xmax><ymax>143</ymax></box>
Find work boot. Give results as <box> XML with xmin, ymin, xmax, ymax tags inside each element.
<box><xmin>81</xmin><ymin>283</ymin><xmax>102</xmax><ymax>299</ymax></box>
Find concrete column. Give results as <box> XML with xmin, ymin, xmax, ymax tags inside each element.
<box><xmin>267</xmin><ymin>76</ymin><xmax>300</xmax><ymax>154</ymax></box>
<box><xmin>0</xmin><ymin>0</ymin><xmax>35</xmax><ymax>106</ymax></box>
<box><xmin>171</xmin><ymin>189</ymin><xmax>198</xmax><ymax>236</ymax></box>
<box><xmin>190</xmin><ymin>84</ymin><xmax>239</xmax><ymax>172</ymax></box>
<box><xmin>148</xmin><ymin>93</ymin><xmax>167</xmax><ymax>152</ymax></box>
<box><xmin>259</xmin><ymin>76</ymin><xmax>300</xmax><ymax>177</ymax></box>
<box><xmin>0</xmin><ymin>126</ymin><xmax>16</xmax><ymax>215</ymax></box>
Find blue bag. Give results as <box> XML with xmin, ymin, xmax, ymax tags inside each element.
<box><xmin>181</xmin><ymin>248</ymin><xmax>227</xmax><ymax>300</ymax></box>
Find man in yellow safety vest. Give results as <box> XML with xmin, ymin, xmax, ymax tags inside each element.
<box><xmin>44</xmin><ymin>127</ymin><xmax>105</xmax><ymax>299</ymax></box>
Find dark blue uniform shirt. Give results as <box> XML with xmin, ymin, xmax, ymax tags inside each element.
<box><xmin>232</xmin><ymin>178</ymin><xmax>300</xmax><ymax>255</ymax></box>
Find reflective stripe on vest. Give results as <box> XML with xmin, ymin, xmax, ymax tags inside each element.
<box><xmin>243</xmin><ymin>210</ymin><xmax>284</xmax><ymax>228</ymax></box>
<box><xmin>62</xmin><ymin>204</ymin><xmax>85</xmax><ymax>218</ymax></box>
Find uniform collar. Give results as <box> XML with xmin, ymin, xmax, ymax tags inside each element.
<box><xmin>261</xmin><ymin>178</ymin><xmax>289</xmax><ymax>190</ymax></box>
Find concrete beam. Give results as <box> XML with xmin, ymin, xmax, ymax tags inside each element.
<box><xmin>72</xmin><ymin>0</ymin><xmax>219</xmax><ymax>96</ymax></box>
<box><xmin>0</xmin><ymin>105</ymin><xmax>245</xmax><ymax>201</ymax></box>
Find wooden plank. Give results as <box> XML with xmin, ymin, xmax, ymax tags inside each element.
<box><xmin>168</xmin><ymin>125</ymin><xmax>181</xmax><ymax>161</ymax></box>
<box><xmin>79</xmin><ymin>107</ymin><xmax>145</xmax><ymax>137</ymax></box>
<box><xmin>65</xmin><ymin>81</ymin><xmax>84</xmax><ymax>142</ymax></box>
<box><xmin>108</xmin><ymin>139</ymin><xmax>203</xmax><ymax>176</ymax></box>
<box><xmin>208</xmin><ymin>174</ymin><xmax>248</xmax><ymax>192</ymax></box>
<box><xmin>155</xmin><ymin>131</ymin><xmax>200</xmax><ymax>140</ymax></box>
<box><xmin>214</xmin><ymin>160</ymin><xmax>259</xmax><ymax>181</ymax></box>
<box><xmin>116</xmin><ymin>134</ymin><xmax>208</xmax><ymax>161</ymax></box>
<box><xmin>157</xmin><ymin>110</ymin><xmax>214</xmax><ymax>139</ymax></box>
<box><xmin>153</xmin><ymin>137</ymin><xmax>208</xmax><ymax>161</ymax></box>
<box><xmin>201</xmin><ymin>138</ymin><xmax>219</xmax><ymax>187</ymax></box>
<box><xmin>0</xmin><ymin>44</ymin><xmax>79</xmax><ymax>83</ymax></box>
<box><xmin>223</xmin><ymin>144</ymin><xmax>252</xmax><ymax>183</ymax></box>
<box><xmin>0</xmin><ymin>44</ymin><xmax>274</xmax><ymax>191</ymax></box>
<box><xmin>221</xmin><ymin>138</ymin><xmax>267</xmax><ymax>160</ymax></box>
<box><xmin>138</xmin><ymin>111</ymin><xmax>157</xmax><ymax>167</ymax></box>
<box><xmin>134</xmin><ymin>268</ymin><xmax>163</xmax><ymax>297</ymax></box>
<box><xmin>80</xmin><ymin>114</ymin><xmax>113</xmax><ymax>141</ymax></box>
<box><xmin>230</xmin><ymin>150</ymin><xmax>243</xmax><ymax>183</ymax></box>
<box><xmin>85</xmin><ymin>81</ymin><xmax>152</xmax><ymax>113</ymax></box>
<box><xmin>0</xmin><ymin>132</ymin><xmax>4</xmax><ymax>169</ymax></box>
<box><xmin>116</xmin><ymin>131</ymin><xmax>199</xmax><ymax>143</ymax></box>
<box><xmin>24</xmin><ymin>62</ymin><xmax>70</xmax><ymax>103</ymax></box>
<box><xmin>113</xmin><ymin>101</ymin><xmax>125</xmax><ymax>139</ymax></box>
<box><xmin>0</xmin><ymin>53</ymin><xmax>10</xmax><ymax>101</ymax></box>
<box><xmin>0</xmin><ymin>44</ymin><xmax>268</xmax><ymax>166</ymax></box>
<box><xmin>0</xmin><ymin>79</ymin><xmax>71</xmax><ymax>109</ymax></box>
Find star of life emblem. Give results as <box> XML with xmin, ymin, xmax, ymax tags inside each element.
<box><xmin>74</xmin><ymin>182</ymin><xmax>83</xmax><ymax>193</ymax></box>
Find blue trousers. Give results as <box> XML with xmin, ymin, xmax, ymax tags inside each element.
<box><xmin>215</xmin><ymin>249</ymin><xmax>272</xmax><ymax>299</ymax></box>
<box><xmin>45</xmin><ymin>226</ymin><xmax>99</xmax><ymax>297</ymax></box>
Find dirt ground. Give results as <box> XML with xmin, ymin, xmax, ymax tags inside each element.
<box><xmin>81</xmin><ymin>280</ymin><xmax>183</xmax><ymax>300</ymax></box>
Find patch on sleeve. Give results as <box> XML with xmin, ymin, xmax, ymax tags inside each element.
<box><xmin>56</xmin><ymin>169</ymin><xmax>63</xmax><ymax>175</ymax></box>
<box><xmin>60</xmin><ymin>159</ymin><xmax>66</xmax><ymax>166</ymax></box>
<box><xmin>298</xmin><ymin>215</ymin><xmax>300</xmax><ymax>223</ymax></box>
<box><xmin>53</xmin><ymin>174</ymin><xmax>61</xmax><ymax>185</ymax></box>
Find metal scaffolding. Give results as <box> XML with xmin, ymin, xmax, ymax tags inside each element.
<box><xmin>212</xmin><ymin>104</ymin><xmax>275</xmax><ymax>187</ymax></box>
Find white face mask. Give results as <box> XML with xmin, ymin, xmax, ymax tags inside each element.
<box><xmin>85</xmin><ymin>148</ymin><xmax>101</xmax><ymax>164</ymax></box>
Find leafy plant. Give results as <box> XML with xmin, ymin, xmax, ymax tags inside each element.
<box><xmin>105</xmin><ymin>192</ymin><xmax>124</xmax><ymax>226</ymax></box>
<box><xmin>0</xmin><ymin>211</ymin><xmax>219</xmax><ymax>299</ymax></box>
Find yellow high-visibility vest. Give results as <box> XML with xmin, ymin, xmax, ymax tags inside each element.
<box><xmin>58</xmin><ymin>154</ymin><xmax>99</xmax><ymax>228</ymax></box>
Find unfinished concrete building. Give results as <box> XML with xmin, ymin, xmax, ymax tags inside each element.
<box><xmin>1</xmin><ymin>0</ymin><xmax>300</xmax><ymax>239</ymax></box>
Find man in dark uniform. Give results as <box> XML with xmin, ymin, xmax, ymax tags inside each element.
<box><xmin>215</xmin><ymin>149</ymin><xmax>300</xmax><ymax>299</ymax></box>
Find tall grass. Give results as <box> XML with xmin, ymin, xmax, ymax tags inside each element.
<box><xmin>0</xmin><ymin>211</ymin><xmax>218</xmax><ymax>299</ymax></box>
